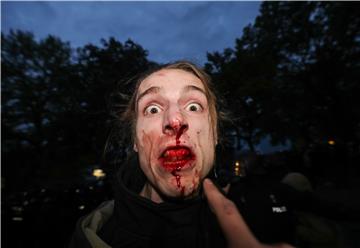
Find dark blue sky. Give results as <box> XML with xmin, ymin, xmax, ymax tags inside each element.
<box><xmin>2</xmin><ymin>1</ymin><xmax>290</xmax><ymax>153</ymax></box>
<box><xmin>2</xmin><ymin>1</ymin><xmax>261</xmax><ymax>64</ymax></box>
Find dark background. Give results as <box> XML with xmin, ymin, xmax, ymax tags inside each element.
<box><xmin>2</xmin><ymin>2</ymin><xmax>360</xmax><ymax>247</ymax></box>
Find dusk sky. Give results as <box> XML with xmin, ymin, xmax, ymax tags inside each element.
<box><xmin>2</xmin><ymin>1</ymin><xmax>291</xmax><ymax>153</ymax></box>
<box><xmin>2</xmin><ymin>1</ymin><xmax>261</xmax><ymax>64</ymax></box>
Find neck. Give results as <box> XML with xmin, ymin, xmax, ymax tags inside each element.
<box><xmin>140</xmin><ymin>182</ymin><xmax>164</xmax><ymax>203</ymax></box>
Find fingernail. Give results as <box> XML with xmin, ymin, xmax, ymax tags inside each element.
<box><xmin>204</xmin><ymin>178</ymin><xmax>213</xmax><ymax>185</ymax></box>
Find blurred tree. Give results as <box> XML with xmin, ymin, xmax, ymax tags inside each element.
<box><xmin>2</xmin><ymin>31</ymin><xmax>153</xmax><ymax>191</ymax></box>
<box><xmin>206</xmin><ymin>2</ymin><xmax>360</xmax><ymax>154</ymax></box>
<box><xmin>2</xmin><ymin>30</ymin><xmax>76</xmax><ymax>190</ymax></box>
<box><xmin>75</xmin><ymin>37</ymin><xmax>154</xmax><ymax>169</ymax></box>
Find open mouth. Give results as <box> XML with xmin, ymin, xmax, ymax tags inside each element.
<box><xmin>159</xmin><ymin>146</ymin><xmax>195</xmax><ymax>171</ymax></box>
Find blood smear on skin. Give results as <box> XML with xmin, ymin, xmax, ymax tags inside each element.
<box><xmin>171</xmin><ymin>168</ymin><xmax>185</xmax><ymax>196</ymax></box>
<box><xmin>175</xmin><ymin>125</ymin><xmax>186</xmax><ymax>146</ymax></box>
<box><xmin>171</xmin><ymin>169</ymin><xmax>182</xmax><ymax>188</ymax></box>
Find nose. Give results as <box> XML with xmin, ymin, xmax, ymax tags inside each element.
<box><xmin>163</xmin><ymin>105</ymin><xmax>189</xmax><ymax>136</ymax></box>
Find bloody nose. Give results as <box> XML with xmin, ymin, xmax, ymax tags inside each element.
<box><xmin>175</xmin><ymin>124</ymin><xmax>188</xmax><ymax>145</ymax></box>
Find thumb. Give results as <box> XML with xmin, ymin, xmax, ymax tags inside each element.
<box><xmin>203</xmin><ymin>178</ymin><xmax>260</xmax><ymax>248</ymax></box>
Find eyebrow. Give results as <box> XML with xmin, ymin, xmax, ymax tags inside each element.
<box><xmin>182</xmin><ymin>85</ymin><xmax>206</xmax><ymax>96</ymax></box>
<box><xmin>136</xmin><ymin>86</ymin><xmax>161</xmax><ymax>104</ymax></box>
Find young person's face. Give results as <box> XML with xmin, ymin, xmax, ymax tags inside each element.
<box><xmin>134</xmin><ymin>69</ymin><xmax>216</xmax><ymax>201</ymax></box>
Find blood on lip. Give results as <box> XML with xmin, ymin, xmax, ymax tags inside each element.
<box><xmin>160</xmin><ymin>147</ymin><xmax>193</xmax><ymax>166</ymax></box>
<box><xmin>163</xmin><ymin>148</ymin><xmax>190</xmax><ymax>158</ymax></box>
<box><xmin>160</xmin><ymin>123</ymin><xmax>192</xmax><ymax>196</ymax></box>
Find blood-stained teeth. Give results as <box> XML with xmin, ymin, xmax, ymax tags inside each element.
<box><xmin>160</xmin><ymin>147</ymin><xmax>195</xmax><ymax>172</ymax></box>
<box><xmin>162</xmin><ymin>147</ymin><xmax>191</xmax><ymax>159</ymax></box>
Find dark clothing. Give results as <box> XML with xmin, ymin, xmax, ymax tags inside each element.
<box><xmin>228</xmin><ymin>176</ymin><xmax>297</xmax><ymax>245</ymax></box>
<box><xmin>69</xmin><ymin>200</ymin><xmax>115</xmax><ymax>248</ymax></box>
<box><xmin>97</xmin><ymin>168</ymin><xmax>224</xmax><ymax>248</ymax></box>
<box><xmin>69</xmin><ymin>157</ymin><xmax>225</xmax><ymax>248</ymax></box>
<box><xmin>69</xmin><ymin>158</ymin><xmax>296</xmax><ymax>247</ymax></box>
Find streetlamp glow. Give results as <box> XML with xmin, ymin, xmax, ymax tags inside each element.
<box><xmin>234</xmin><ymin>161</ymin><xmax>241</xmax><ymax>176</ymax></box>
<box><xmin>93</xmin><ymin>169</ymin><xmax>106</xmax><ymax>179</ymax></box>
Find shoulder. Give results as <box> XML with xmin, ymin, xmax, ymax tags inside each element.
<box><xmin>68</xmin><ymin>200</ymin><xmax>114</xmax><ymax>248</ymax></box>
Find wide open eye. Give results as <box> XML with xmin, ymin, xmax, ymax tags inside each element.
<box><xmin>185</xmin><ymin>103</ymin><xmax>203</xmax><ymax>112</ymax></box>
<box><xmin>144</xmin><ymin>104</ymin><xmax>162</xmax><ymax>115</ymax></box>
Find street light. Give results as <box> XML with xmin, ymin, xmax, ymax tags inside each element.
<box><xmin>93</xmin><ymin>169</ymin><xmax>106</xmax><ymax>179</ymax></box>
<box><xmin>234</xmin><ymin>161</ymin><xmax>241</xmax><ymax>176</ymax></box>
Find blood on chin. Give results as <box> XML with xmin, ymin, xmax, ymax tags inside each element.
<box><xmin>160</xmin><ymin>170</ymin><xmax>200</xmax><ymax>197</ymax></box>
<box><xmin>158</xmin><ymin>151</ymin><xmax>195</xmax><ymax>172</ymax></box>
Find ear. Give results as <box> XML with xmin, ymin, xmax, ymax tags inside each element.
<box><xmin>133</xmin><ymin>143</ymin><xmax>138</xmax><ymax>152</ymax></box>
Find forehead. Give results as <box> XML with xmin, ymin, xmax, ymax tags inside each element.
<box><xmin>138</xmin><ymin>69</ymin><xmax>205</xmax><ymax>93</ymax></box>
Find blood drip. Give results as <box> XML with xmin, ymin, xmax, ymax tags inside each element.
<box><xmin>175</xmin><ymin>175</ymin><xmax>181</xmax><ymax>188</ymax></box>
<box><xmin>171</xmin><ymin>169</ymin><xmax>182</xmax><ymax>189</ymax></box>
<box><xmin>175</xmin><ymin>125</ymin><xmax>186</xmax><ymax>146</ymax></box>
<box><xmin>171</xmin><ymin>170</ymin><xmax>181</xmax><ymax>188</ymax></box>
<box><xmin>170</xmin><ymin>124</ymin><xmax>190</xmax><ymax>196</ymax></box>
<box><xmin>181</xmin><ymin>186</ymin><xmax>185</xmax><ymax>195</ymax></box>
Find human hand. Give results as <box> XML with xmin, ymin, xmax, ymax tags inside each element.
<box><xmin>203</xmin><ymin>178</ymin><xmax>294</xmax><ymax>248</ymax></box>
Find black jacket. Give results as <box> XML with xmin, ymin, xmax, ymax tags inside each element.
<box><xmin>227</xmin><ymin>176</ymin><xmax>297</xmax><ymax>244</ymax></box>
<box><xmin>69</xmin><ymin>158</ymin><xmax>225</xmax><ymax>248</ymax></box>
<box><xmin>69</xmin><ymin>158</ymin><xmax>297</xmax><ymax>247</ymax></box>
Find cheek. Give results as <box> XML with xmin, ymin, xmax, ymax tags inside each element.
<box><xmin>194</xmin><ymin>120</ymin><xmax>216</xmax><ymax>148</ymax></box>
<box><xmin>135</xmin><ymin>117</ymin><xmax>160</xmax><ymax>150</ymax></box>
<box><xmin>136</xmin><ymin>129</ymin><xmax>164</xmax><ymax>182</ymax></box>
<box><xmin>136</xmin><ymin>129</ymin><xmax>158</xmax><ymax>159</ymax></box>
<box><xmin>195</xmin><ymin>127</ymin><xmax>216</xmax><ymax>177</ymax></box>
<box><xmin>135</xmin><ymin>119</ymin><xmax>165</xmax><ymax>175</ymax></box>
